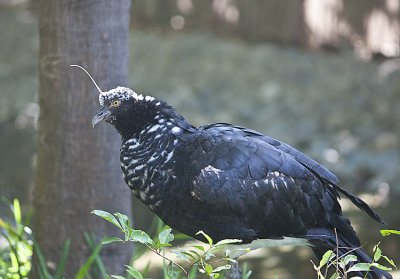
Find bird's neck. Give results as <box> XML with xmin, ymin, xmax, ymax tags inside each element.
<box><xmin>120</xmin><ymin>110</ymin><xmax>192</xmax><ymax>209</ymax></box>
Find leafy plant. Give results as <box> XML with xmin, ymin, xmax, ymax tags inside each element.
<box><xmin>311</xmin><ymin>239</ymin><xmax>397</xmax><ymax>279</ymax></box>
<box><xmin>92</xmin><ymin>210</ymin><xmax>250</xmax><ymax>279</ymax></box>
<box><xmin>0</xmin><ymin>198</ymin><xmax>109</xmax><ymax>279</ymax></box>
<box><xmin>33</xmin><ymin>234</ymin><xmax>108</xmax><ymax>279</ymax></box>
<box><xmin>0</xmin><ymin>198</ymin><xmax>32</xmax><ymax>279</ymax></box>
<box><xmin>240</xmin><ymin>262</ymin><xmax>252</xmax><ymax>279</ymax></box>
<box><xmin>34</xmin><ymin>238</ymin><xmax>71</xmax><ymax>279</ymax></box>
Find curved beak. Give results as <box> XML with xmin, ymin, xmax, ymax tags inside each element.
<box><xmin>92</xmin><ymin>107</ymin><xmax>111</xmax><ymax>127</ymax></box>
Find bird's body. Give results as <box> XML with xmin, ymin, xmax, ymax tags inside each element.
<box><xmin>92</xmin><ymin>86</ymin><xmax>391</xmax><ymax>279</ymax></box>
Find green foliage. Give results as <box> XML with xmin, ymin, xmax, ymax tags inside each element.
<box><xmin>75</xmin><ymin>236</ymin><xmax>106</xmax><ymax>279</ymax></box>
<box><xmin>33</xmin><ymin>234</ymin><xmax>108</xmax><ymax>279</ymax></box>
<box><xmin>0</xmin><ymin>199</ymin><xmax>111</xmax><ymax>279</ymax></box>
<box><xmin>380</xmin><ymin>229</ymin><xmax>400</xmax><ymax>237</ymax></box>
<box><xmin>311</xmin><ymin>242</ymin><xmax>397</xmax><ymax>279</ymax></box>
<box><xmin>92</xmin><ymin>210</ymin><xmax>250</xmax><ymax>279</ymax></box>
<box><xmin>240</xmin><ymin>263</ymin><xmax>252</xmax><ymax>279</ymax></box>
<box><xmin>0</xmin><ymin>199</ymin><xmax>32</xmax><ymax>279</ymax></box>
<box><xmin>34</xmin><ymin>239</ymin><xmax>71</xmax><ymax>279</ymax></box>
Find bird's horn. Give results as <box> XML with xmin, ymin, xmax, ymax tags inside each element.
<box><xmin>70</xmin><ymin>64</ymin><xmax>103</xmax><ymax>94</ymax></box>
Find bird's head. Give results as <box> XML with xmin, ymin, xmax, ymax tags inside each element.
<box><xmin>71</xmin><ymin>65</ymin><xmax>162</xmax><ymax>139</ymax></box>
<box><xmin>92</xmin><ymin>86</ymin><xmax>160</xmax><ymax>138</ymax></box>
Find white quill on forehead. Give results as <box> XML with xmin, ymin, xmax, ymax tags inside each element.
<box><xmin>70</xmin><ymin>64</ymin><xmax>104</xmax><ymax>94</ymax></box>
<box><xmin>71</xmin><ymin>64</ymin><xmax>156</xmax><ymax>105</ymax></box>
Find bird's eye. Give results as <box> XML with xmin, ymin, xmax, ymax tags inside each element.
<box><xmin>110</xmin><ymin>100</ymin><xmax>121</xmax><ymax>107</ymax></box>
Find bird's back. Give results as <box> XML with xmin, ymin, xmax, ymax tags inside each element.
<box><xmin>149</xmin><ymin>124</ymin><xmax>352</xmax><ymax>244</ymax></box>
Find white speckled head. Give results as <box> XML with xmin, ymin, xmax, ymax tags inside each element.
<box><xmin>100</xmin><ymin>87</ymin><xmax>134</xmax><ymax>105</ymax></box>
<box><xmin>70</xmin><ymin>64</ymin><xmax>155</xmax><ymax>107</ymax></box>
<box><xmin>99</xmin><ymin>87</ymin><xmax>155</xmax><ymax>106</ymax></box>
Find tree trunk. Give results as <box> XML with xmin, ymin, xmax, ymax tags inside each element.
<box><xmin>33</xmin><ymin>0</ymin><xmax>132</xmax><ymax>277</ymax></box>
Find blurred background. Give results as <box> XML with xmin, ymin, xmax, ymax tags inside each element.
<box><xmin>0</xmin><ymin>0</ymin><xmax>399</xmax><ymax>278</ymax></box>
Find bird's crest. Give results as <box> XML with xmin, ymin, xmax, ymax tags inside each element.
<box><xmin>70</xmin><ymin>64</ymin><xmax>155</xmax><ymax>105</ymax></box>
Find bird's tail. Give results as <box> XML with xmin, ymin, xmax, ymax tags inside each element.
<box><xmin>309</xmin><ymin>235</ymin><xmax>392</xmax><ymax>279</ymax></box>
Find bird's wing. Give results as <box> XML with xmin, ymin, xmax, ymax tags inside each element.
<box><xmin>233</xmin><ymin>125</ymin><xmax>385</xmax><ymax>224</ymax></box>
<box><xmin>193</xmin><ymin>123</ymin><xmax>335</xmax><ymax>183</ymax></box>
<box><xmin>184</xmin><ymin>124</ymin><xmax>360</xmax><ymax>243</ymax></box>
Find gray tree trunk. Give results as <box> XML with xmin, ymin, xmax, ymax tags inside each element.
<box><xmin>33</xmin><ymin>0</ymin><xmax>132</xmax><ymax>277</ymax></box>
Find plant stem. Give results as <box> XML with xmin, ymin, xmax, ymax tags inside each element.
<box><xmin>145</xmin><ymin>244</ymin><xmax>189</xmax><ymax>277</ymax></box>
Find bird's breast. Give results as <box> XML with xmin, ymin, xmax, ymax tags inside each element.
<box><xmin>120</xmin><ymin>136</ymin><xmax>178</xmax><ymax>209</ymax></box>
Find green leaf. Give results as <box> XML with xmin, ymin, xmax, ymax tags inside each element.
<box><xmin>167</xmin><ymin>262</ymin><xmax>180</xmax><ymax>279</ymax></box>
<box><xmin>343</xmin><ymin>254</ymin><xmax>357</xmax><ymax>266</ymax></box>
<box><xmin>204</xmin><ymin>262</ymin><xmax>213</xmax><ymax>274</ymax></box>
<box><xmin>0</xmin><ymin>217</ymin><xmax>11</xmax><ymax>230</ymax></box>
<box><xmin>75</xmin><ymin>241</ymin><xmax>103</xmax><ymax>279</ymax></box>
<box><xmin>180</xmin><ymin>250</ymin><xmax>198</xmax><ymax>260</ymax></box>
<box><xmin>243</xmin><ymin>270</ymin><xmax>253</xmax><ymax>279</ymax></box>
<box><xmin>214</xmin><ymin>239</ymin><xmax>242</xmax><ymax>246</ymax></box>
<box><xmin>373</xmin><ymin>244</ymin><xmax>382</xmax><ymax>262</ymax></box>
<box><xmin>189</xmin><ymin>266</ymin><xmax>199</xmax><ymax>278</ymax></box>
<box><xmin>13</xmin><ymin>199</ymin><xmax>22</xmax><ymax>226</ymax></box>
<box><xmin>380</xmin><ymin>229</ymin><xmax>400</xmax><ymax>236</ymax></box>
<box><xmin>347</xmin><ymin>263</ymin><xmax>372</xmax><ymax>272</ymax></box>
<box><xmin>10</xmin><ymin>252</ymin><xmax>18</xmax><ymax>272</ymax></box>
<box><xmin>370</xmin><ymin>262</ymin><xmax>393</xmax><ymax>271</ymax></box>
<box><xmin>241</xmin><ymin>263</ymin><xmax>252</xmax><ymax>279</ymax></box>
<box><xmin>114</xmin><ymin>213</ymin><xmax>131</xmax><ymax>232</ymax></box>
<box><xmin>91</xmin><ymin>210</ymin><xmax>122</xmax><ymax>230</ymax></box>
<box><xmin>125</xmin><ymin>265</ymin><xmax>144</xmax><ymax>279</ymax></box>
<box><xmin>101</xmin><ymin>237</ymin><xmax>124</xmax><ymax>245</ymax></box>
<box><xmin>128</xmin><ymin>230</ymin><xmax>154</xmax><ymax>246</ymax></box>
<box><xmin>212</xmin><ymin>264</ymin><xmax>231</xmax><ymax>273</ymax></box>
<box><xmin>84</xmin><ymin>233</ymin><xmax>109</xmax><ymax>278</ymax></box>
<box><xmin>158</xmin><ymin>228</ymin><xmax>174</xmax><ymax>245</ymax></box>
<box><xmin>188</xmin><ymin>249</ymin><xmax>202</xmax><ymax>258</ymax></box>
<box><xmin>172</xmin><ymin>250</ymin><xmax>193</xmax><ymax>262</ymax></box>
<box><xmin>54</xmin><ymin>239</ymin><xmax>71</xmax><ymax>279</ymax></box>
<box><xmin>319</xmin><ymin>250</ymin><xmax>334</xmax><ymax>268</ymax></box>
<box><xmin>38</xmin><ymin>266</ymin><xmax>51</xmax><ymax>279</ymax></box>
<box><xmin>193</xmin><ymin>245</ymin><xmax>205</xmax><ymax>252</ymax></box>
<box><xmin>33</xmin><ymin>241</ymin><xmax>52</xmax><ymax>279</ymax></box>
<box><xmin>196</xmin><ymin>231</ymin><xmax>213</xmax><ymax>245</ymax></box>
<box><xmin>111</xmin><ymin>276</ymin><xmax>127</xmax><ymax>279</ymax></box>
<box><xmin>381</xmin><ymin>255</ymin><xmax>397</xmax><ymax>268</ymax></box>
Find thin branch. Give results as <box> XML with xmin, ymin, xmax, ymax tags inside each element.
<box><xmin>335</xmin><ymin>228</ymin><xmax>340</xmax><ymax>278</ymax></box>
<box><xmin>145</xmin><ymin>244</ymin><xmax>189</xmax><ymax>278</ymax></box>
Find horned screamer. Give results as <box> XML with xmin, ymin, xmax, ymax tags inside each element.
<box><xmin>73</xmin><ymin>65</ymin><xmax>391</xmax><ymax>279</ymax></box>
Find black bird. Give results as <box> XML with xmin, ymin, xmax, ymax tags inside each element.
<box><xmin>92</xmin><ymin>86</ymin><xmax>391</xmax><ymax>279</ymax></box>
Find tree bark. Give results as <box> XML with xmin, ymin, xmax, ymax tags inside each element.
<box><xmin>33</xmin><ymin>0</ymin><xmax>132</xmax><ymax>277</ymax></box>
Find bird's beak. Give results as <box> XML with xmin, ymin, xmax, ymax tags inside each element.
<box><xmin>92</xmin><ymin>107</ymin><xmax>111</xmax><ymax>127</ymax></box>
